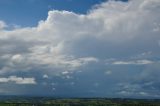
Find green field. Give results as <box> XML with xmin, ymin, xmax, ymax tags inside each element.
<box><xmin>0</xmin><ymin>98</ymin><xmax>160</xmax><ymax>106</ymax></box>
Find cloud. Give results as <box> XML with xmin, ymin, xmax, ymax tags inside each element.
<box><xmin>105</xmin><ymin>70</ymin><xmax>112</xmax><ymax>75</ymax></box>
<box><xmin>61</xmin><ymin>71</ymin><xmax>70</xmax><ymax>75</ymax></box>
<box><xmin>116</xmin><ymin>61</ymin><xmax>160</xmax><ymax>98</ymax></box>
<box><xmin>112</xmin><ymin>59</ymin><xmax>154</xmax><ymax>65</ymax></box>
<box><xmin>0</xmin><ymin>0</ymin><xmax>160</xmax><ymax>97</ymax></box>
<box><xmin>43</xmin><ymin>74</ymin><xmax>49</xmax><ymax>79</ymax></box>
<box><xmin>0</xmin><ymin>21</ymin><xmax>7</xmax><ymax>30</ymax></box>
<box><xmin>0</xmin><ymin>0</ymin><xmax>159</xmax><ymax>75</ymax></box>
<box><xmin>117</xmin><ymin>82</ymin><xmax>160</xmax><ymax>98</ymax></box>
<box><xmin>0</xmin><ymin>76</ymin><xmax>36</xmax><ymax>84</ymax></box>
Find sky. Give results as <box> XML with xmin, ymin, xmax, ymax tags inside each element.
<box><xmin>0</xmin><ymin>0</ymin><xmax>160</xmax><ymax>98</ymax></box>
<box><xmin>0</xmin><ymin>0</ymin><xmax>107</xmax><ymax>26</ymax></box>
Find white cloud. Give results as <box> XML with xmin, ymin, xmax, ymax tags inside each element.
<box><xmin>43</xmin><ymin>74</ymin><xmax>49</xmax><ymax>79</ymax></box>
<box><xmin>61</xmin><ymin>71</ymin><xmax>69</xmax><ymax>75</ymax></box>
<box><xmin>0</xmin><ymin>0</ymin><xmax>159</xmax><ymax>77</ymax></box>
<box><xmin>11</xmin><ymin>54</ymin><xmax>24</xmax><ymax>64</ymax></box>
<box><xmin>139</xmin><ymin>92</ymin><xmax>148</xmax><ymax>96</ymax></box>
<box><xmin>112</xmin><ymin>59</ymin><xmax>154</xmax><ymax>65</ymax></box>
<box><xmin>0</xmin><ymin>21</ymin><xmax>7</xmax><ymax>30</ymax></box>
<box><xmin>0</xmin><ymin>76</ymin><xmax>36</xmax><ymax>84</ymax></box>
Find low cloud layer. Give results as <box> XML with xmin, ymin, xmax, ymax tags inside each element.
<box><xmin>0</xmin><ymin>76</ymin><xmax>36</xmax><ymax>84</ymax></box>
<box><xmin>111</xmin><ymin>59</ymin><xmax>154</xmax><ymax>65</ymax></box>
<box><xmin>0</xmin><ymin>0</ymin><xmax>160</xmax><ymax>98</ymax></box>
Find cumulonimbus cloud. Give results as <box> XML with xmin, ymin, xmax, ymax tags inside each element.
<box><xmin>0</xmin><ymin>0</ymin><xmax>159</xmax><ymax>75</ymax></box>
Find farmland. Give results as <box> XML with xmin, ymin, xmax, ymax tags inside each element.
<box><xmin>0</xmin><ymin>96</ymin><xmax>159</xmax><ymax>106</ymax></box>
